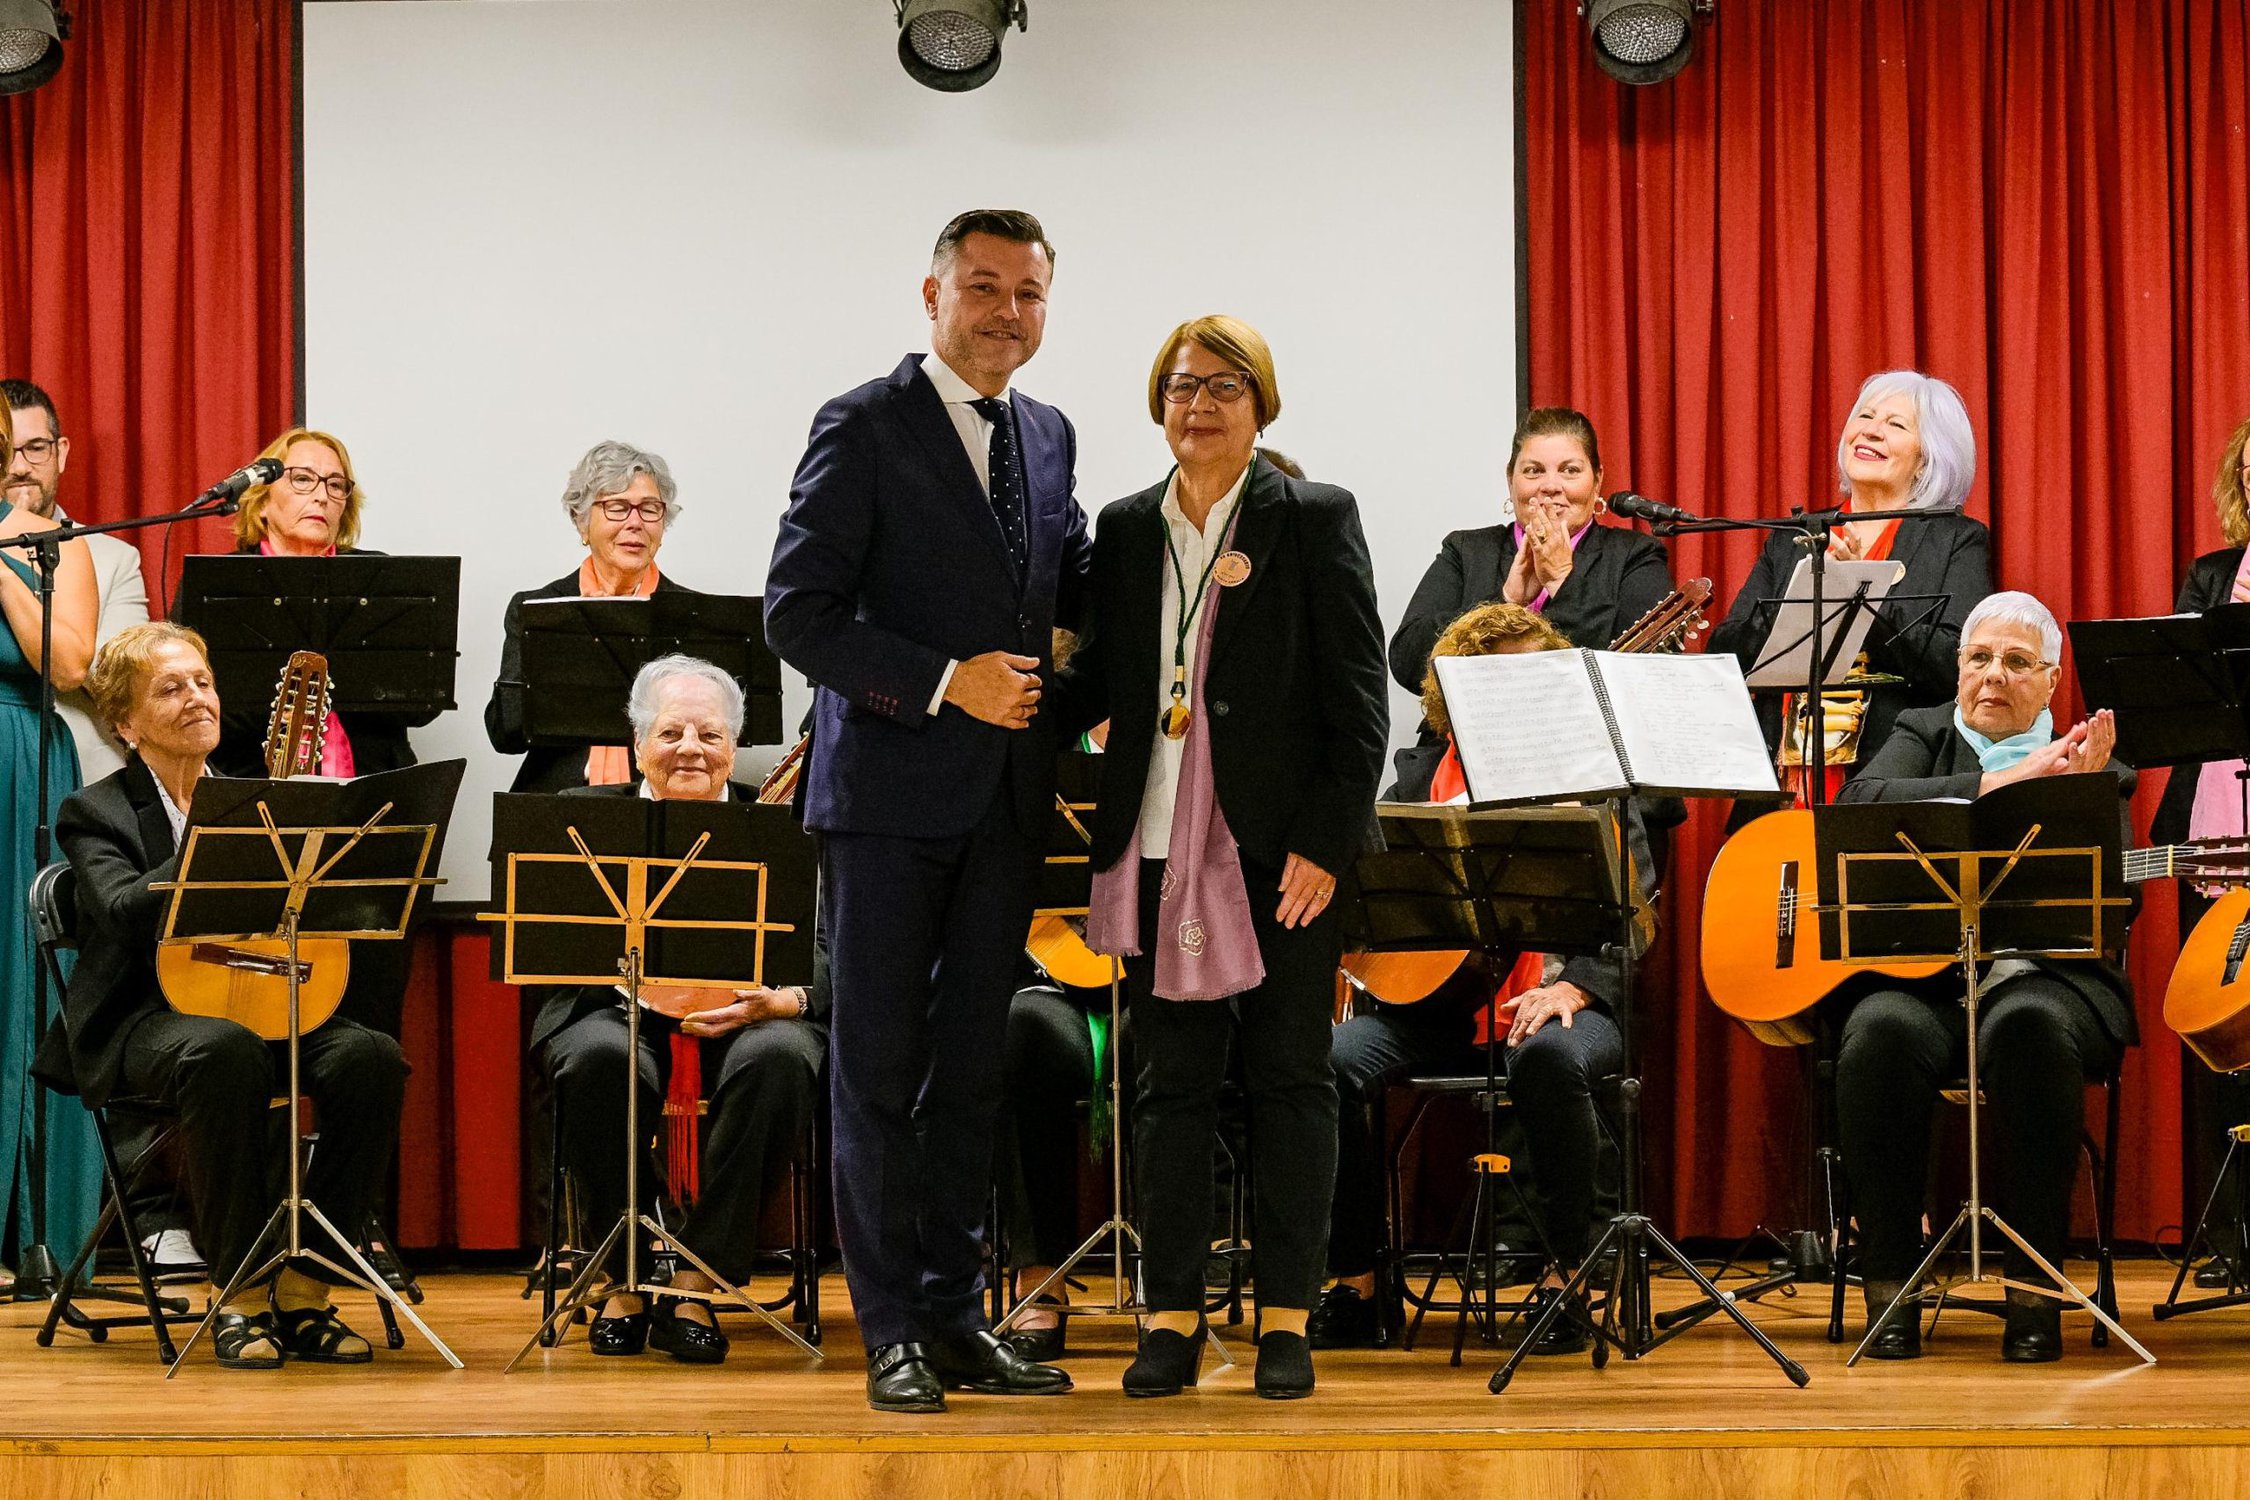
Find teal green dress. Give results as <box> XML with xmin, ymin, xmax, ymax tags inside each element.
<box><xmin>1</xmin><ymin>510</ymin><xmax>101</xmax><ymax>1264</ymax></box>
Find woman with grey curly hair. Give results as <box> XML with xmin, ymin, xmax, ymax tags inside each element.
<box><xmin>484</xmin><ymin>439</ymin><xmax>703</xmax><ymax>792</ymax></box>
<box><xmin>1709</xmin><ymin>369</ymin><xmax>1995</xmax><ymax>803</ymax></box>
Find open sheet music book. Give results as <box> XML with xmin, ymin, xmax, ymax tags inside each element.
<box><xmin>1431</xmin><ymin>649</ymin><xmax>1780</xmax><ymax>804</ymax></box>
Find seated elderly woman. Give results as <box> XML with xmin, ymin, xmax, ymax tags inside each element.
<box><xmin>532</xmin><ymin>654</ymin><xmax>827</xmax><ymax>1365</ymax></box>
<box><xmin>1832</xmin><ymin>590</ymin><xmax>2129</xmax><ymax>1364</ymax></box>
<box><xmin>50</xmin><ymin>621</ymin><xmax>408</xmax><ymax>1369</ymax></box>
<box><xmin>486</xmin><ymin>441</ymin><xmax>701</xmax><ymax>794</ymax></box>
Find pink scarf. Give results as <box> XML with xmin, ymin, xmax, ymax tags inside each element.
<box><xmin>259</xmin><ymin>537</ymin><xmax>354</xmax><ymax>777</ymax></box>
<box><xmin>2188</xmin><ymin>549</ymin><xmax>2250</xmax><ymax>849</ymax></box>
<box><xmin>1086</xmin><ymin>507</ymin><xmax>1263</xmax><ymax>1001</ymax></box>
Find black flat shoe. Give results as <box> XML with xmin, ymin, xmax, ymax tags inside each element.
<box><xmin>2002</xmin><ymin>1300</ymin><xmax>2062</xmax><ymax>1363</ymax></box>
<box><xmin>1003</xmin><ymin>1316</ymin><xmax>1067</xmax><ymax>1364</ymax></box>
<box><xmin>649</xmin><ymin>1301</ymin><xmax>729</xmax><ymax>1364</ymax></box>
<box><xmin>867</xmin><ymin>1342</ymin><xmax>945</xmax><ymax>1413</ymax></box>
<box><xmin>1524</xmin><ymin>1287</ymin><xmax>1593</xmax><ymax>1357</ymax></box>
<box><xmin>930</xmin><ymin>1328</ymin><xmax>1072</xmax><ymax>1394</ymax></box>
<box><xmin>1862</xmin><ymin>1314</ymin><xmax>1923</xmax><ymax>1361</ymax></box>
<box><xmin>588</xmin><ymin>1309</ymin><xmax>650</xmax><ymax>1356</ymax></box>
<box><xmin>1253</xmin><ymin>1330</ymin><xmax>1315</xmax><ymax>1399</ymax></box>
<box><xmin>273</xmin><ymin>1303</ymin><xmax>374</xmax><ymax>1365</ymax></box>
<box><xmin>1308</xmin><ymin>1283</ymin><xmax>1390</xmax><ymax>1350</ymax></box>
<box><xmin>1123</xmin><ymin>1321</ymin><xmax>1208</xmax><ymax>1397</ymax></box>
<box><xmin>212</xmin><ymin>1310</ymin><xmax>285</xmax><ymax>1370</ymax></box>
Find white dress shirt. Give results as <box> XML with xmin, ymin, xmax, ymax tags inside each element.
<box><xmin>919</xmin><ymin>353</ymin><xmax>1015</xmax><ymax>715</ymax></box>
<box><xmin>152</xmin><ymin>770</ymin><xmax>189</xmax><ymax>846</ymax></box>
<box><xmin>1135</xmin><ymin>464</ymin><xmax>1251</xmax><ymax>858</ymax></box>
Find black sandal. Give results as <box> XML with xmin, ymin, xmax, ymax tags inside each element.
<box><xmin>213</xmin><ymin>1310</ymin><xmax>286</xmax><ymax>1370</ymax></box>
<box><xmin>274</xmin><ymin>1304</ymin><xmax>375</xmax><ymax>1364</ymax></box>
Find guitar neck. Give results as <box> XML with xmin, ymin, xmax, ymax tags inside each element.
<box><xmin>2123</xmin><ymin>842</ymin><xmax>2229</xmax><ymax>885</ymax></box>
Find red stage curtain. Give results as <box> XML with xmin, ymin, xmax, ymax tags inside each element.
<box><xmin>1523</xmin><ymin>0</ymin><xmax>2250</xmax><ymax>1243</ymax></box>
<box><xmin>0</xmin><ymin>0</ymin><xmax>295</xmax><ymax>593</ymax></box>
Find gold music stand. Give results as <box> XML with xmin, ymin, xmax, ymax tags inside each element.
<box><xmin>156</xmin><ymin>763</ymin><xmax>462</xmax><ymax>1376</ymax></box>
<box><xmin>1813</xmin><ymin>779</ymin><xmax>2154</xmax><ymax>1367</ymax></box>
<box><xmin>996</xmin><ymin>757</ymin><xmax>1155</xmax><ymax>1338</ymax></box>
<box><xmin>489</xmin><ymin>793</ymin><xmax>822</xmax><ymax>1372</ymax></box>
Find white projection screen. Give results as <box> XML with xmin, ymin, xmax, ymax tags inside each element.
<box><xmin>302</xmin><ymin>0</ymin><xmax>1518</xmax><ymax>899</ymax></box>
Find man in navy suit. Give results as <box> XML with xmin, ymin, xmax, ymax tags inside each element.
<box><xmin>765</xmin><ymin>210</ymin><xmax>1090</xmax><ymax>1412</ymax></box>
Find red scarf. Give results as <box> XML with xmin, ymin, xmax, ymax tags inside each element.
<box><xmin>1431</xmin><ymin>738</ymin><xmax>1547</xmax><ymax>1044</ymax></box>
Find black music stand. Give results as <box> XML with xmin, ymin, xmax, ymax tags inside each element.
<box><xmin>994</xmin><ymin>752</ymin><xmax>1152</xmax><ymax>1333</ymax></box>
<box><xmin>2074</xmin><ymin>607</ymin><xmax>2250</xmax><ymax>828</ymax></box>
<box><xmin>176</xmin><ymin>554</ymin><xmax>461</xmax><ymax>742</ymax></box>
<box><xmin>1345</xmin><ymin>804</ymin><xmax>1621</xmax><ymax>1363</ymax></box>
<box><xmin>1810</xmin><ymin>775</ymin><xmax>2154</xmax><ymax>1367</ymax></box>
<box><xmin>157</xmin><ymin>761</ymin><xmax>465</xmax><ymax>1375</ymax></box>
<box><xmin>518</xmin><ymin>593</ymin><xmax>782</xmax><ymax>749</ymax></box>
<box><xmin>487</xmin><ymin>791</ymin><xmax>822</xmax><ymax>1371</ymax></box>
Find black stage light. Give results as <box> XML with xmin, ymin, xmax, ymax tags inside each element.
<box><xmin>896</xmin><ymin>0</ymin><xmax>1027</xmax><ymax>93</ymax></box>
<box><xmin>1584</xmin><ymin>0</ymin><xmax>1708</xmax><ymax>87</ymax></box>
<box><xmin>0</xmin><ymin>0</ymin><xmax>66</xmax><ymax>97</ymax></box>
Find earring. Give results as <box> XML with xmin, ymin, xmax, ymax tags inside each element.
<box><xmin>1593</xmin><ymin>498</ymin><xmax>1609</xmax><ymax>515</ymax></box>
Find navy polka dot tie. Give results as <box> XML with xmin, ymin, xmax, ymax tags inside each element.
<box><xmin>971</xmin><ymin>396</ymin><xmax>1030</xmax><ymax>577</ymax></box>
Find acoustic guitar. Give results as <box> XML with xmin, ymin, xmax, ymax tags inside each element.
<box><xmin>1338</xmin><ymin>579</ymin><xmax>1715</xmax><ymax>1007</ymax></box>
<box><xmin>2161</xmin><ymin>882</ymin><xmax>2250</xmax><ymax>1073</ymax></box>
<box><xmin>155</xmin><ymin>650</ymin><xmax>353</xmax><ymax>1039</ymax></box>
<box><xmin>1707</xmin><ymin>808</ymin><xmax>2250</xmax><ymax>1046</ymax></box>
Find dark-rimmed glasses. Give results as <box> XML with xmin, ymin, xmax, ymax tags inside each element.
<box><xmin>1158</xmin><ymin>371</ymin><xmax>1256</xmax><ymax>405</ymax></box>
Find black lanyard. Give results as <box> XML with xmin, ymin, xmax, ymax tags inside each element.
<box><xmin>1161</xmin><ymin>457</ymin><xmax>1254</xmax><ymax>721</ymax></box>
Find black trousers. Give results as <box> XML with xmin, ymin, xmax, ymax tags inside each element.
<box><xmin>114</xmin><ymin>1010</ymin><xmax>407</xmax><ymax>1288</ymax></box>
<box><xmin>1128</xmin><ymin>856</ymin><xmax>1339</xmax><ymax>1314</ymax></box>
<box><xmin>1329</xmin><ymin>993</ymin><xmax>1623</xmax><ymax>1273</ymax></box>
<box><xmin>821</xmin><ymin>806</ymin><xmax>1036</xmax><ymax>1347</ymax></box>
<box><xmin>543</xmin><ymin>1008</ymin><xmax>825</xmax><ymax>1284</ymax></box>
<box><xmin>997</xmin><ymin>983</ymin><xmax>1101</xmax><ymax>1269</ymax></box>
<box><xmin>1835</xmin><ymin>974</ymin><xmax>2119</xmax><ymax>1285</ymax></box>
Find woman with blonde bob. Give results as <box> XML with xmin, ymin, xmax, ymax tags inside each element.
<box><xmin>1057</xmin><ymin>315</ymin><xmax>1389</xmax><ymax>1399</ymax></box>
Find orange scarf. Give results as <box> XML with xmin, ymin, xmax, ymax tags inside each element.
<box><xmin>576</xmin><ymin>557</ymin><xmax>660</xmax><ymax>787</ymax></box>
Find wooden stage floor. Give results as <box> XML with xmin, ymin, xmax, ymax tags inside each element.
<box><xmin>5</xmin><ymin>1259</ymin><xmax>2250</xmax><ymax>1497</ymax></box>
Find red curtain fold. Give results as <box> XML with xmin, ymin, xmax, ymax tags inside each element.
<box><xmin>0</xmin><ymin>0</ymin><xmax>295</xmax><ymax>593</ymax></box>
<box><xmin>1524</xmin><ymin>0</ymin><xmax>2250</xmax><ymax>1242</ymax></box>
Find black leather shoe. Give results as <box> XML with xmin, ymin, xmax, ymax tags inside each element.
<box><xmin>1308</xmin><ymin>1283</ymin><xmax>1389</xmax><ymax>1350</ymax></box>
<box><xmin>2195</xmin><ymin>1255</ymin><xmax>2243</xmax><ymax>1290</ymax></box>
<box><xmin>867</xmin><ymin>1342</ymin><xmax>945</xmax><ymax>1413</ymax></box>
<box><xmin>649</xmin><ymin>1301</ymin><xmax>729</xmax><ymax>1364</ymax></box>
<box><xmin>2002</xmin><ymin>1300</ymin><xmax>2063</xmax><ymax>1363</ymax></box>
<box><xmin>1123</xmin><ymin>1321</ymin><xmax>1208</xmax><ymax>1397</ymax></box>
<box><xmin>1861</xmin><ymin>1284</ymin><xmax>1922</xmax><ymax>1360</ymax></box>
<box><xmin>929</xmin><ymin>1328</ymin><xmax>1073</xmax><ymax>1394</ymax></box>
<box><xmin>588</xmin><ymin>1309</ymin><xmax>649</xmax><ymax>1356</ymax></box>
<box><xmin>1002</xmin><ymin>1314</ymin><xmax>1067</xmax><ymax>1364</ymax></box>
<box><xmin>1253</xmin><ymin>1330</ymin><xmax>1315</xmax><ymax>1399</ymax></box>
<box><xmin>1525</xmin><ymin>1287</ymin><xmax>1593</xmax><ymax>1356</ymax></box>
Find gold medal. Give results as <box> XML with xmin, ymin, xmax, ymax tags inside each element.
<box><xmin>1163</xmin><ymin>703</ymin><xmax>1192</xmax><ymax>740</ymax></box>
<box><xmin>1212</xmin><ymin>550</ymin><xmax>1252</xmax><ymax>587</ymax></box>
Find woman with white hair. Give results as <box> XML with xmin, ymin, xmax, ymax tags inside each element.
<box><xmin>1709</xmin><ymin>370</ymin><xmax>1994</xmax><ymax>803</ymax></box>
<box><xmin>533</xmin><ymin>654</ymin><xmax>828</xmax><ymax>1365</ymax></box>
<box><xmin>1830</xmin><ymin>591</ymin><xmax>2132</xmax><ymax>1365</ymax></box>
<box><xmin>484</xmin><ymin>440</ymin><xmax>702</xmax><ymax>794</ymax></box>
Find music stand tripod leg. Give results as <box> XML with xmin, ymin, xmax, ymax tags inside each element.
<box><xmin>286</xmin><ymin>1201</ymin><xmax>464</xmax><ymax>1369</ymax></box>
<box><xmin>165</xmin><ymin>1209</ymin><xmax>290</xmax><ymax>1378</ymax></box>
<box><xmin>1845</xmin><ymin>1203</ymin><xmax>1971</xmax><ymax>1367</ymax></box>
<box><xmin>1985</xmin><ymin>1212</ymin><xmax>2155</xmax><ymax>1365</ymax></box>
<box><xmin>641</xmin><ymin>1212</ymin><xmax>822</xmax><ymax>1359</ymax></box>
<box><xmin>505</xmin><ymin>1213</ymin><xmax>628</xmax><ymax>1373</ymax></box>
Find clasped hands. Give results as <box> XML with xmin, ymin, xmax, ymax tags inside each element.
<box><xmin>945</xmin><ymin>650</ymin><xmax>1042</xmax><ymax>728</ymax></box>
<box><xmin>1978</xmin><ymin>708</ymin><xmax>2116</xmax><ymax>794</ymax></box>
<box><xmin>1504</xmin><ymin>496</ymin><xmax>1575</xmax><ymax>603</ymax></box>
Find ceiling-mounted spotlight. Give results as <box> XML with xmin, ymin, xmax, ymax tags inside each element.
<box><xmin>0</xmin><ymin>0</ymin><xmax>66</xmax><ymax>97</ymax></box>
<box><xmin>1583</xmin><ymin>0</ymin><xmax>1710</xmax><ymax>86</ymax></box>
<box><xmin>896</xmin><ymin>0</ymin><xmax>1027</xmax><ymax>93</ymax></box>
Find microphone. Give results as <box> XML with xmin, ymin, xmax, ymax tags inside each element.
<box><xmin>194</xmin><ymin>456</ymin><xmax>284</xmax><ymax>508</ymax></box>
<box><xmin>1609</xmin><ymin>490</ymin><xmax>1697</xmax><ymax>525</ymax></box>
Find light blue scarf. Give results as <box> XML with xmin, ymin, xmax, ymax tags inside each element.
<box><xmin>1953</xmin><ymin>706</ymin><xmax>2053</xmax><ymax>772</ymax></box>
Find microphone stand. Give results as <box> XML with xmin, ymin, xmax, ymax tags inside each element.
<box><xmin>1644</xmin><ymin>501</ymin><xmax>1939</xmax><ymax>1339</ymax></box>
<box><xmin>0</xmin><ymin>486</ymin><xmax>239</xmax><ymax>1299</ymax></box>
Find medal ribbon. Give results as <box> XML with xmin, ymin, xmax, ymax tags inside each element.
<box><xmin>1161</xmin><ymin>456</ymin><xmax>1256</xmax><ymax>738</ymax></box>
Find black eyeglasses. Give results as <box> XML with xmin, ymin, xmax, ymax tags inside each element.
<box><xmin>280</xmin><ymin>467</ymin><xmax>352</xmax><ymax>503</ymax></box>
<box><xmin>593</xmin><ymin>497</ymin><xmax>669</xmax><ymax>523</ymax></box>
<box><xmin>1158</xmin><ymin>371</ymin><xmax>1257</xmax><ymax>405</ymax></box>
<box><xmin>8</xmin><ymin>437</ymin><xmax>59</xmax><ymax>464</ymax></box>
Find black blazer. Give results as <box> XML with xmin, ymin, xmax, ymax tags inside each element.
<box><xmin>525</xmin><ymin>781</ymin><xmax>831</xmax><ymax>1051</ymax></box>
<box><xmin>1708</xmin><ymin>509</ymin><xmax>1992</xmax><ymax>763</ymax></box>
<box><xmin>44</xmin><ymin>760</ymin><xmax>182</xmax><ymax>1106</ymax></box>
<box><xmin>483</xmin><ymin>569</ymin><xmax>703</xmax><ymax>795</ymax></box>
<box><xmin>208</xmin><ymin>545</ymin><xmax>429</xmax><ymax>778</ymax></box>
<box><xmin>1389</xmin><ymin>520</ymin><xmax>1672</xmax><ymax>693</ymax></box>
<box><xmin>2151</xmin><ymin>546</ymin><xmax>2246</xmax><ymax>846</ymax></box>
<box><xmin>1834</xmin><ymin>703</ymin><xmax>2138</xmax><ymax>1048</ymax></box>
<box><xmin>1057</xmin><ymin>461</ymin><xmax>1390</xmax><ymax>877</ymax></box>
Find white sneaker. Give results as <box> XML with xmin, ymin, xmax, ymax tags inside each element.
<box><xmin>140</xmin><ymin>1229</ymin><xmax>207</xmax><ymax>1283</ymax></box>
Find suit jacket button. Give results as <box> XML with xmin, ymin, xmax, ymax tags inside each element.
<box><xmin>1212</xmin><ymin>700</ymin><xmax>1229</xmax><ymax>717</ymax></box>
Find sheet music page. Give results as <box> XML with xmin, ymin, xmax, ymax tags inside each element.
<box><xmin>1592</xmin><ymin>651</ymin><xmax>1781</xmax><ymax>795</ymax></box>
<box><xmin>1431</xmin><ymin>649</ymin><xmax>1626</xmax><ymax>803</ymax></box>
<box><xmin>1742</xmin><ymin>558</ymin><xmax>1908</xmax><ymax>688</ymax></box>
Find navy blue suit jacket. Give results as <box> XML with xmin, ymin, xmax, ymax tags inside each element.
<box><xmin>765</xmin><ymin>354</ymin><xmax>1091</xmax><ymax>839</ymax></box>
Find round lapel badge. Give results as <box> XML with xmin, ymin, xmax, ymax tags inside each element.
<box><xmin>1212</xmin><ymin>550</ymin><xmax>1252</xmax><ymax>588</ymax></box>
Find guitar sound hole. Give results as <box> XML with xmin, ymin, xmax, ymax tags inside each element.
<box><xmin>1776</xmin><ymin>862</ymin><xmax>1799</xmax><ymax>970</ymax></box>
<box><xmin>2224</xmin><ymin>920</ymin><xmax>2250</xmax><ymax>988</ymax></box>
